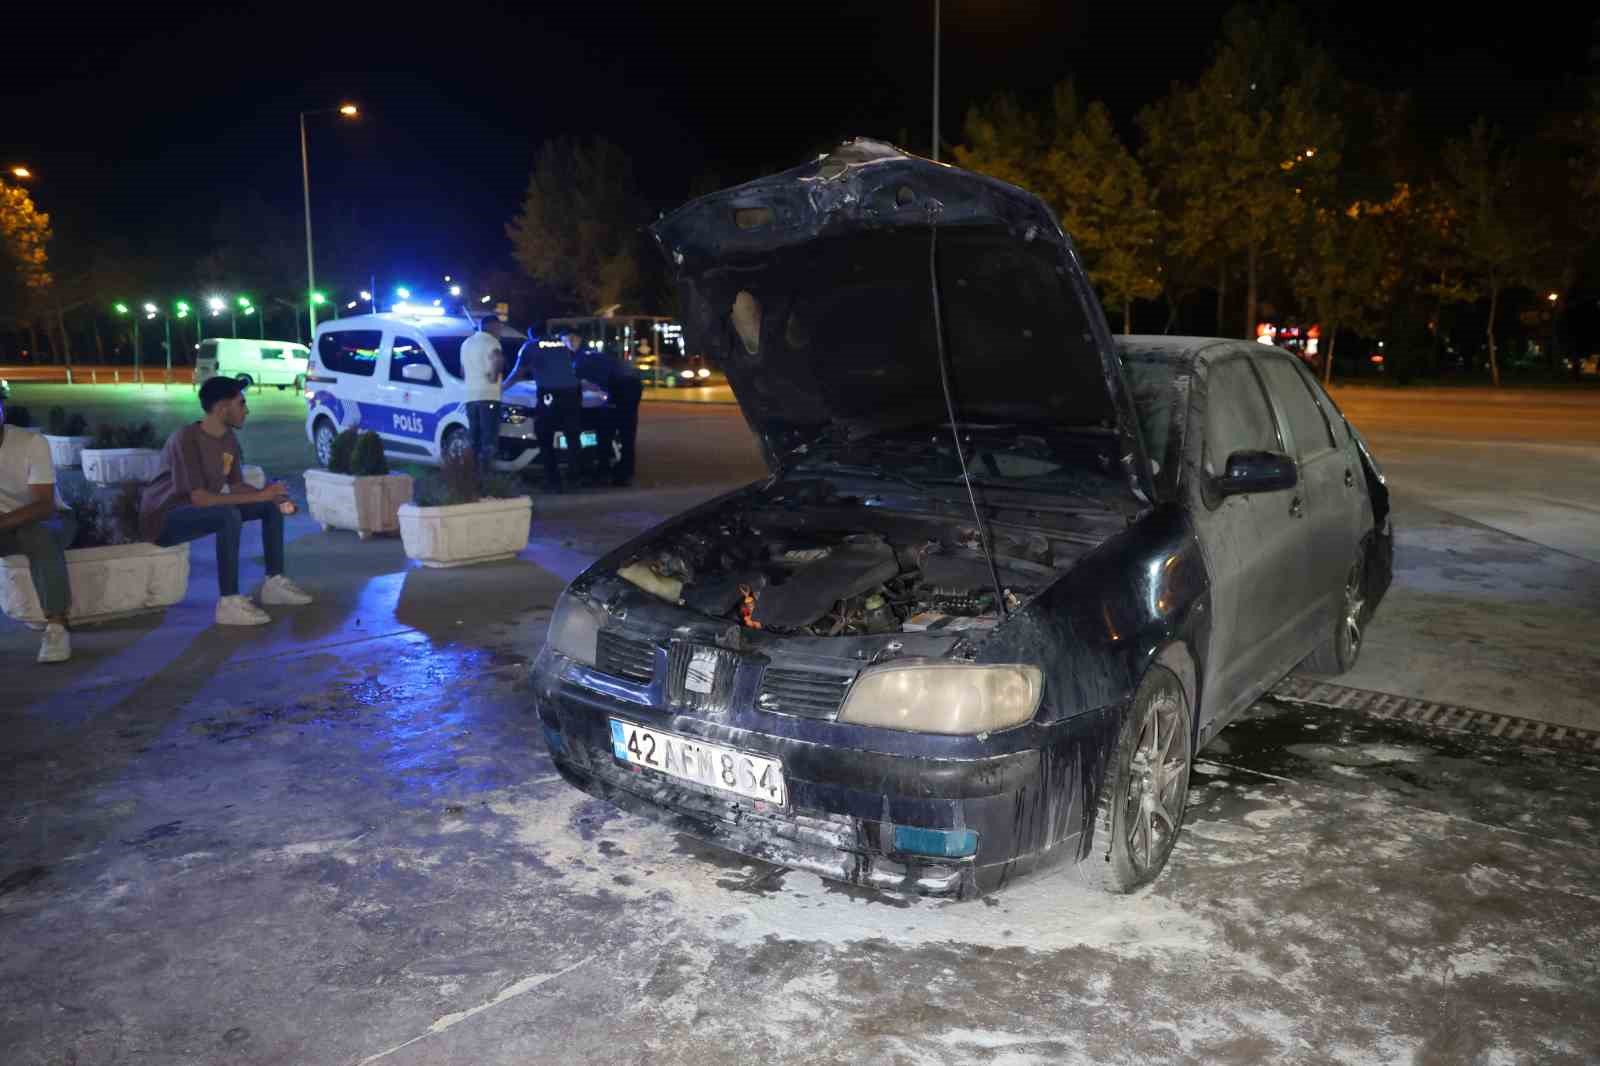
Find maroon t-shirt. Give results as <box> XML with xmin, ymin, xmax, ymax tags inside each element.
<box><xmin>138</xmin><ymin>423</ymin><xmax>244</xmax><ymax>541</ymax></box>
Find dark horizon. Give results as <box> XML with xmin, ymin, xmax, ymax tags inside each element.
<box><xmin>7</xmin><ymin>2</ymin><xmax>1597</xmax><ymax>297</ymax></box>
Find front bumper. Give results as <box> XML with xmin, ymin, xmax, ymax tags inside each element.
<box><xmin>532</xmin><ymin>648</ymin><xmax>1117</xmax><ymax>899</ymax></box>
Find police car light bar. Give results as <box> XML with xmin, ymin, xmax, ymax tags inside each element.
<box><xmin>392</xmin><ymin>301</ymin><xmax>446</xmax><ymax>318</ymax></box>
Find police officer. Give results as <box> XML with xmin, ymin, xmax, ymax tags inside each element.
<box><xmin>509</xmin><ymin>329</ymin><xmax>585</xmax><ymax>493</ymax></box>
<box><xmin>575</xmin><ymin>334</ymin><xmax>643</xmax><ymax>486</ymax></box>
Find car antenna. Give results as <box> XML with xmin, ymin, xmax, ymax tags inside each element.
<box><xmin>926</xmin><ymin>199</ymin><xmax>1009</xmax><ymax>619</ymax></box>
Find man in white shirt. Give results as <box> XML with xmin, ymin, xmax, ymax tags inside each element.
<box><xmin>459</xmin><ymin>315</ymin><xmax>505</xmax><ymax>469</ymax></box>
<box><xmin>0</xmin><ymin>396</ymin><xmax>73</xmax><ymax>662</ymax></box>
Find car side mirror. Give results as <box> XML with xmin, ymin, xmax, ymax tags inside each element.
<box><xmin>1216</xmin><ymin>450</ymin><xmax>1297</xmax><ymax>495</ymax></box>
<box><xmin>401</xmin><ymin>363</ymin><xmax>433</xmax><ymax>382</ymax></box>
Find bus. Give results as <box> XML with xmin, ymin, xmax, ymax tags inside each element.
<box><xmin>543</xmin><ymin>314</ymin><xmax>714</xmax><ymax>386</ymax></box>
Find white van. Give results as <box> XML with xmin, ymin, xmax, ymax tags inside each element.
<box><xmin>200</xmin><ymin>338</ymin><xmax>311</xmax><ymax>390</ymax></box>
<box><xmin>302</xmin><ymin>312</ymin><xmax>610</xmax><ymax>472</ymax></box>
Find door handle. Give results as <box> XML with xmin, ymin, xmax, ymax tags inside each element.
<box><xmin>1344</xmin><ymin>468</ymin><xmax>1355</xmax><ymax>488</ymax></box>
<box><xmin>1290</xmin><ymin>495</ymin><xmax>1305</xmax><ymax>518</ymax></box>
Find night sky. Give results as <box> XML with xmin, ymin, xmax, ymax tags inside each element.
<box><xmin>7</xmin><ymin>2</ymin><xmax>1597</xmax><ymax>300</ymax></box>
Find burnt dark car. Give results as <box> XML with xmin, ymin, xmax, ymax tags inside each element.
<box><xmin>530</xmin><ymin>140</ymin><xmax>1392</xmax><ymax>898</ymax></box>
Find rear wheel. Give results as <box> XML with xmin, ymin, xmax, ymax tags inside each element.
<box><xmin>313</xmin><ymin>419</ymin><xmax>337</xmax><ymax>468</ymax></box>
<box><xmin>1078</xmin><ymin>665</ymin><xmax>1193</xmax><ymax>893</ymax></box>
<box><xmin>1302</xmin><ymin>552</ymin><xmax>1367</xmax><ymax>675</ymax></box>
<box><xmin>236</xmin><ymin>373</ymin><xmax>253</xmax><ymax>389</ymax></box>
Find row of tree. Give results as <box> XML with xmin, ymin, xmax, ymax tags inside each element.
<box><xmin>951</xmin><ymin>7</ymin><xmax>1600</xmax><ymax>384</ymax></box>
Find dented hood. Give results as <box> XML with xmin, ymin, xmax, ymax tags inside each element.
<box><xmin>651</xmin><ymin>139</ymin><xmax>1153</xmax><ymax>501</ymax></box>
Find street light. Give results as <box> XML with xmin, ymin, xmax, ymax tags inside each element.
<box><xmin>395</xmin><ymin>286</ymin><xmax>411</xmax><ymax>300</ymax></box>
<box><xmin>9</xmin><ymin>166</ymin><xmax>31</xmax><ymax>180</ymax></box>
<box><xmin>449</xmin><ymin>284</ymin><xmax>461</xmax><ymax>297</ymax></box>
<box><xmin>300</xmin><ymin>101</ymin><xmax>361</xmax><ymax>341</ymax></box>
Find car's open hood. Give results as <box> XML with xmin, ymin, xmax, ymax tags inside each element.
<box><xmin>650</xmin><ymin>139</ymin><xmax>1153</xmax><ymax>502</ymax></box>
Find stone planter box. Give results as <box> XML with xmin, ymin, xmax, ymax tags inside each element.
<box><xmin>398</xmin><ymin>496</ymin><xmax>531</xmax><ymax>568</ymax></box>
<box><xmin>0</xmin><ymin>542</ymin><xmax>190</xmax><ymax>626</ymax></box>
<box><xmin>82</xmin><ymin>447</ymin><xmax>162</xmax><ymax>485</ymax></box>
<box><xmin>43</xmin><ymin>434</ymin><xmax>94</xmax><ymax>469</ymax></box>
<box><xmin>305</xmin><ymin>469</ymin><xmax>414</xmax><ymax>539</ymax></box>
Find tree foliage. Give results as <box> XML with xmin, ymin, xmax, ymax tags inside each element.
<box><xmin>507</xmin><ymin>137</ymin><xmax>647</xmax><ymax>313</ymax></box>
<box><xmin>955</xmin><ymin>83</ymin><xmax>1161</xmax><ymax>333</ymax></box>
<box><xmin>0</xmin><ymin>178</ymin><xmax>53</xmax><ymax>322</ymax></box>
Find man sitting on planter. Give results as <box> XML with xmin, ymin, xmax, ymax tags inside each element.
<box><xmin>0</xmin><ymin>394</ymin><xmax>74</xmax><ymax>662</ymax></box>
<box><xmin>138</xmin><ymin>376</ymin><xmax>314</xmax><ymax>626</ymax></box>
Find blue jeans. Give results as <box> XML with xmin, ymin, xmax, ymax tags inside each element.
<box><xmin>466</xmin><ymin>401</ymin><xmax>500</xmax><ymax>469</ymax></box>
<box><xmin>0</xmin><ymin>512</ymin><xmax>76</xmax><ymax>619</ymax></box>
<box><xmin>155</xmin><ymin>502</ymin><xmax>283</xmax><ymax>597</ymax></box>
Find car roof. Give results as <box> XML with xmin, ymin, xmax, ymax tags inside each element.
<box><xmin>1116</xmin><ymin>335</ymin><xmax>1246</xmax><ymax>367</ymax></box>
<box><xmin>313</xmin><ymin>313</ymin><xmax>477</xmax><ymax>337</ymax></box>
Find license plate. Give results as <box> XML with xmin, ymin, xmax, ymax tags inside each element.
<box><xmin>554</xmin><ymin>431</ymin><xmax>599</xmax><ymax>450</ymax></box>
<box><xmin>609</xmin><ymin>719</ymin><xmax>786</xmax><ymax>806</ymax></box>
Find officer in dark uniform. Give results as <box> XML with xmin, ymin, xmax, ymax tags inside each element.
<box><xmin>574</xmin><ymin>334</ymin><xmax>643</xmax><ymax>486</ymax></box>
<box><xmin>508</xmin><ymin>328</ymin><xmax>586</xmax><ymax>492</ymax></box>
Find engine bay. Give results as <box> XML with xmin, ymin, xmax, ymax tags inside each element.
<box><xmin>609</xmin><ymin>482</ymin><xmax>1105</xmax><ymax>638</ymax></box>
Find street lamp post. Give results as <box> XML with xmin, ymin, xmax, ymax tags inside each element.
<box><xmin>299</xmin><ymin>103</ymin><xmax>359</xmax><ymax>343</ymax></box>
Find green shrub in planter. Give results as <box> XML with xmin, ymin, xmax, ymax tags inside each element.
<box><xmin>94</xmin><ymin>421</ymin><xmax>161</xmax><ymax>449</ymax></box>
<box><xmin>68</xmin><ymin>483</ymin><xmax>144</xmax><ymax>548</ymax></box>
<box><xmin>328</xmin><ymin>428</ymin><xmax>360</xmax><ymax>474</ymax></box>
<box><xmin>350</xmin><ymin>430</ymin><xmax>389</xmax><ymax>476</ymax></box>
<box><xmin>413</xmin><ymin>450</ymin><xmax>523</xmax><ymax>507</ymax></box>
<box><xmin>47</xmin><ymin>407</ymin><xmax>89</xmax><ymax>436</ymax></box>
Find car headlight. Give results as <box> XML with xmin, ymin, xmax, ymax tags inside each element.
<box><xmin>547</xmin><ymin>590</ymin><xmax>605</xmax><ymax>665</ymax></box>
<box><xmin>837</xmin><ymin>661</ymin><xmax>1042</xmax><ymax>735</ymax></box>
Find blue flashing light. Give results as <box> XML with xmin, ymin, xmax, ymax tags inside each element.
<box><xmin>892</xmin><ymin>825</ymin><xmax>979</xmax><ymax>858</ymax></box>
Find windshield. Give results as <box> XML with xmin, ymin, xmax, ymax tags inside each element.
<box><xmin>1119</xmin><ymin>351</ymin><xmax>1187</xmax><ymax>494</ymax></box>
<box><xmin>790</xmin><ymin>424</ymin><xmax>1122</xmax><ymax>502</ymax></box>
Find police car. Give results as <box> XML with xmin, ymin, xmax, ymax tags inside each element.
<box><xmin>303</xmin><ymin>310</ymin><xmax>609</xmax><ymax>471</ymax></box>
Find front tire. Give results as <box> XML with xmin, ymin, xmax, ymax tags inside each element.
<box><xmin>236</xmin><ymin>373</ymin><xmax>253</xmax><ymax>389</ymax></box>
<box><xmin>1078</xmin><ymin>665</ymin><xmax>1193</xmax><ymax>893</ymax></box>
<box><xmin>442</xmin><ymin>426</ymin><xmax>470</xmax><ymax>463</ymax></box>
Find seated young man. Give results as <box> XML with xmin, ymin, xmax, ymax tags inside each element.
<box><xmin>139</xmin><ymin>376</ymin><xmax>313</xmax><ymax>626</ymax></box>
<box><xmin>0</xmin><ymin>396</ymin><xmax>74</xmax><ymax>662</ymax></box>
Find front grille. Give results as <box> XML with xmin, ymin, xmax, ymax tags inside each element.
<box><xmin>595</xmin><ymin>631</ymin><xmax>655</xmax><ymax>684</ymax></box>
<box><xmin>666</xmin><ymin>642</ymin><xmax>740</xmax><ymax>713</ymax></box>
<box><xmin>757</xmin><ymin>667</ymin><xmax>854</xmax><ymax>719</ymax></box>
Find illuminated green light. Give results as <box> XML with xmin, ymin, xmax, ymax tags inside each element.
<box><xmin>237</xmin><ymin>295</ymin><xmax>252</xmax><ymax>308</ymax></box>
<box><xmin>176</xmin><ymin>301</ymin><xmax>191</xmax><ymax>313</ymax></box>
<box><xmin>311</xmin><ymin>292</ymin><xmax>327</xmax><ymax>305</ymax></box>
<box><xmin>114</xmin><ymin>302</ymin><xmax>130</xmax><ymax>314</ymax></box>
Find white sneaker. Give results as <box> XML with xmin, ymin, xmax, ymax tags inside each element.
<box><xmin>216</xmin><ymin>595</ymin><xmax>271</xmax><ymax>626</ymax></box>
<box><xmin>259</xmin><ymin>574</ymin><xmax>314</xmax><ymax>606</ymax></box>
<box><xmin>37</xmin><ymin>623</ymin><xmax>71</xmax><ymax>663</ymax></box>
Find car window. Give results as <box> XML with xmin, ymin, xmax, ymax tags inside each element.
<box><xmin>390</xmin><ymin>335</ymin><xmax>440</xmax><ymax>387</ymax></box>
<box><xmin>317</xmin><ymin>330</ymin><xmax>382</xmax><ymax>377</ymax></box>
<box><xmin>259</xmin><ymin>346</ymin><xmax>284</xmax><ymax>361</ymax></box>
<box><xmin>426</xmin><ymin>335</ymin><xmax>467</xmax><ymax>380</ymax></box>
<box><xmin>1256</xmin><ymin>354</ymin><xmax>1335</xmax><ymax>459</ymax></box>
<box><xmin>1293</xmin><ymin>362</ymin><xmax>1347</xmax><ymax>447</ymax></box>
<box><xmin>1204</xmin><ymin>357</ymin><xmax>1280</xmax><ymax>477</ymax></box>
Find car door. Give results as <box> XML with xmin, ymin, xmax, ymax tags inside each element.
<box><xmin>1188</xmin><ymin>349</ymin><xmax>1306</xmax><ymax>735</ymax></box>
<box><xmin>373</xmin><ymin>332</ymin><xmax>445</xmax><ymax>457</ymax></box>
<box><xmin>1251</xmin><ymin>351</ymin><xmax>1354</xmax><ymax>664</ymax></box>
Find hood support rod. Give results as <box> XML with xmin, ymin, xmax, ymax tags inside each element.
<box><xmin>927</xmin><ymin>204</ymin><xmax>1009</xmax><ymax>619</ymax></box>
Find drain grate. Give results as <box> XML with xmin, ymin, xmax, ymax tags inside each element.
<box><xmin>1271</xmin><ymin>677</ymin><xmax>1600</xmax><ymax>753</ymax></box>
